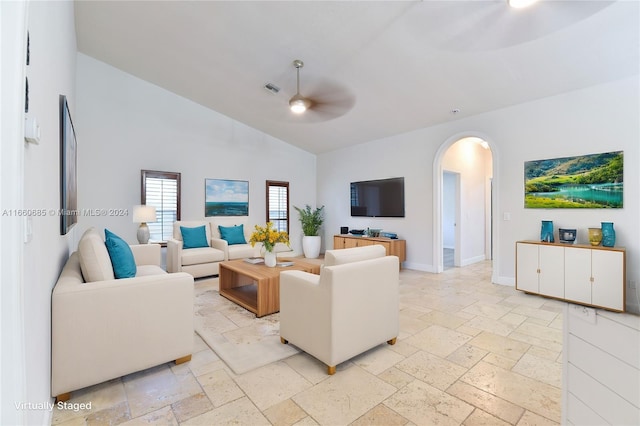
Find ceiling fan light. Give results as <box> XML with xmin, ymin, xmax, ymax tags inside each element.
<box><xmin>289</xmin><ymin>94</ymin><xmax>310</xmax><ymax>114</ymax></box>
<box><xmin>508</xmin><ymin>0</ymin><xmax>538</xmax><ymax>8</ymax></box>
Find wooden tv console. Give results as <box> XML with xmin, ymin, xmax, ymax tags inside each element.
<box><xmin>333</xmin><ymin>234</ymin><xmax>406</xmax><ymax>266</ymax></box>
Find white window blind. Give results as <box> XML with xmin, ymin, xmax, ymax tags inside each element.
<box><xmin>267</xmin><ymin>181</ymin><xmax>289</xmax><ymax>233</ymax></box>
<box><xmin>142</xmin><ymin>170</ymin><xmax>180</xmax><ymax>243</ymax></box>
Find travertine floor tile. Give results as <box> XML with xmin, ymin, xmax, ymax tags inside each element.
<box><xmin>386</xmin><ymin>340</ymin><xmax>420</xmax><ymax>358</ymax></box>
<box><xmin>384</xmin><ymin>379</ymin><xmax>474</xmax><ymax>426</ymax></box>
<box><xmin>404</xmin><ymin>324</ymin><xmax>472</xmax><ymax>357</ymax></box>
<box><xmin>293</xmin><ymin>366</ymin><xmax>396</xmax><ymax>425</ymax></box>
<box><xmin>462</xmin><ymin>301</ymin><xmax>513</xmax><ymax>320</ymax></box>
<box><xmin>182</xmin><ymin>397</ymin><xmax>271</xmax><ymax>425</ymax></box>
<box><xmin>234</xmin><ymin>361</ymin><xmax>312</xmax><ymax>411</ymax></box>
<box><xmin>446</xmin><ymin>381</ymin><xmax>524</xmax><ymax>424</ymax></box>
<box><xmin>283</xmin><ymin>352</ymin><xmax>333</xmax><ymax>385</ymax></box>
<box><xmin>51</xmin><ymin>378</ymin><xmax>127</xmax><ymax>425</ymax></box>
<box><xmin>187</xmin><ymin>347</ymin><xmax>225</xmax><ymax>377</ymax></box>
<box><xmin>197</xmin><ymin>369</ymin><xmax>244</xmax><ymax>408</ymax></box>
<box><xmin>445</xmin><ymin>344</ymin><xmax>488</xmax><ymax>369</ymax></box>
<box><xmin>396</xmin><ymin>350</ymin><xmax>468</xmax><ymax>391</ymax></box>
<box><xmin>262</xmin><ymin>399</ymin><xmax>307</xmax><ymax>426</ymax></box>
<box><xmin>84</xmin><ymin>401</ymin><xmax>130</xmax><ymax>425</ymax></box>
<box><xmin>119</xmin><ymin>405</ymin><xmax>178</xmax><ymax>425</ymax></box>
<box><xmin>350</xmin><ymin>404</ymin><xmax>410</xmax><ymax>426</ymax></box>
<box><xmin>464</xmin><ymin>315</ymin><xmax>518</xmax><ymax>337</ymax></box>
<box><xmin>468</xmin><ymin>331</ymin><xmax>530</xmax><ymax>361</ymax></box>
<box><xmin>460</xmin><ymin>361</ymin><xmax>561</xmax><ymax>422</ymax></box>
<box><xmin>351</xmin><ymin>345</ymin><xmax>406</xmax><ymax>375</ymax></box>
<box><xmin>171</xmin><ymin>392</ymin><xmax>214</xmax><ymax>423</ymax></box>
<box><xmin>463</xmin><ymin>408</ymin><xmax>512</xmax><ymax>426</ymax></box>
<box><xmin>512</xmin><ymin>353</ymin><xmax>562</xmax><ymax>388</ymax></box>
<box><xmin>517</xmin><ymin>410</ymin><xmax>560</xmax><ymax>426</ymax></box>
<box><xmin>418</xmin><ymin>310</ymin><xmax>471</xmax><ymax>329</ymax></box>
<box><xmin>377</xmin><ymin>367</ymin><xmax>415</xmax><ymax>390</ymax></box>
<box><xmin>123</xmin><ymin>364</ymin><xmax>201</xmax><ymax>418</ymax></box>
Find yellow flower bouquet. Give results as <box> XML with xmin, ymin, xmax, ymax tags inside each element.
<box><xmin>249</xmin><ymin>222</ymin><xmax>290</xmax><ymax>252</ymax></box>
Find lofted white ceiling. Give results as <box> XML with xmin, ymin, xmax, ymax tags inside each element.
<box><xmin>74</xmin><ymin>1</ymin><xmax>639</xmax><ymax>154</ymax></box>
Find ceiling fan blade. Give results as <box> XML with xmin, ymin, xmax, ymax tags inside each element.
<box><xmin>303</xmin><ymin>79</ymin><xmax>356</xmax><ymax>122</ymax></box>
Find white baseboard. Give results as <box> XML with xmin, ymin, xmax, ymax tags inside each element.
<box><xmin>461</xmin><ymin>255</ymin><xmax>486</xmax><ymax>267</ymax></box>
<box><xmin>493</xmin><ymin>274</ymin><xmax>515</xmax><ymax>286</ymax></box>
<box><xmin>402</xmin><ymin>262</ymin><xmax>436</xmax><ymax>273</ymax></box>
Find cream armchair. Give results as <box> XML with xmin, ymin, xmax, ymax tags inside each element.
<box><xmin>279</xmin><ymin>245</ymin><xmax>399</xmax><ymax>374</ymax></box>
<box><xmin>167</xmin><ymin>220</ymin><xmax>225</xmax><ymax>277</ymax></box>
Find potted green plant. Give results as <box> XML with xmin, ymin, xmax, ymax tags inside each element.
<box><xmin>294</xmin><ymin>204</ymin><xmax>324</xmax><ymax>258</ymax></box>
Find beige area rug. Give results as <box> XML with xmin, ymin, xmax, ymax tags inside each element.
<box><xmin>193</xmin><ymin>277</ymin><xmax>300</xmax><ymax>375</ymax></box>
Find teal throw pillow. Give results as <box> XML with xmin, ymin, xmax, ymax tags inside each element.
<box><xmin>104</xmin><ymin>229</ymin><xmax>137</xmax><ymax>279</ymax></box>
<box><xmin>181</xmin><ymin>225</ymin><xmax>209</xmax><ymax>249</ymax></box>
<box><xmin>219</xmin><ymin>225</ymin><xmax>246</xmax><ymax>245</ymax></box>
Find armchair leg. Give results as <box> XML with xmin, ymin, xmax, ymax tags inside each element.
<box><xmin>175</xmin><ymin>355</ymin><xmax>192</xmax><ymax>365</ymax></box>
<box><xmin>280</xmin><ymin>337</ymin><xmax>288</xmax><ymax>344</ymax></box>
<box><xmin>55</xmin><ymin>392</ymin><xmax>71</xmax><ymax>403</ymax></box>
<box><xmin>387</xmin><ymin>337</ymin><xmax>397</xmax><ymax>345</ymax></box>
<box><xmin>327</xmin><ymin>365</ymin><xmax>336</xmax><ymax>375</ymax></box>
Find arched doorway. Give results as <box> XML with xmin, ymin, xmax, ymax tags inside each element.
<box><xmin>433</xmin><ymin>134</ymin><xmax>497</xmax><ymax>275</ymax></box>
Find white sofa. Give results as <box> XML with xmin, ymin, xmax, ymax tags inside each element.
<box><xmin>167</xmin><ymin>220</ymin><xmax>226</xmax><ymax>277</ymax></box>
<box><xmin>279</xmin><ymin>245</ymin><xmax>399</xmax><ymax>374</ymax></box>
<box><xmin>51</xmin><ymin>228</ymin><xmax>194</xmax><ymax>402</ymax></box>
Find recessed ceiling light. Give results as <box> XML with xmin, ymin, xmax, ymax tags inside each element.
<box><xmin>508</xmin><ymin>0</ymin><xmax>538</xmax><ymax>9</ymax></box>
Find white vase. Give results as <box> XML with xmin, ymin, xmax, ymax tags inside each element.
<box><xmin>302</xmin><ymin>236</ymin><xmax>321</xmax><ymax>259</ymax></box>
<box><xmin>264</xmin><ymin>250</ymin><xmax>277</xmax><ymax>267</ymax></box>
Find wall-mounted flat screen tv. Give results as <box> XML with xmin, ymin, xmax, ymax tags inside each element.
<box><xmin>350</xmin><ymin>177</ymin><xmax>405</xmax><ymax>218</ymax></box>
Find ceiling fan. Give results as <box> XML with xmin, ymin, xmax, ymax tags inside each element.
<box><xmin>285</xmin><ymin>59</ymin><xmax>355</xmax><ymax>122</ymax></box>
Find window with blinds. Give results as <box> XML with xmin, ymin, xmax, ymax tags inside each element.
<box><xmin>266</xmin><ymin>181</ymin><xmax>289</xmax><ymax>233</ymax></box>
<box><xmin>141</xmin><ymin>170</ymin><xmax>181</xmax><ymax>243</ymax></box>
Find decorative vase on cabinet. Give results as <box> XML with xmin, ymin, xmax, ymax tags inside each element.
<box><xmin>540</xmin><ymin>220</ymin><xmax>554</xmax><ymax>243</ymax></box>
<box><xmin>601</xmin><ymin>222</ymin><xmax>616</xmax><ymax>247</ymax></box>
<box><xmin>588</xmin><ymin>228</ymin><xmax>603</xmax><ymax>246</ymax></box>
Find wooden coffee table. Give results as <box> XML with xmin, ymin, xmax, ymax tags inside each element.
<box><xmin>218</xmin><ymin>258</ymin><xmax>321</xmax><ymax>317</ymax></box>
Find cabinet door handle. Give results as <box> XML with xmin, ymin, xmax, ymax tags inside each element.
<box><xmin>537</xmin><ymin>268</ymin><xmax>541</xmax><ymax>274</ymax></box>
<box><xmin>590</xmin><ymin>277</ymin><xmax>595</xmax><ymax>283</ymax></box>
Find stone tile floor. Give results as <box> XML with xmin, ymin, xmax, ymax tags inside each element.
<box><xmin>51</xmin><ymin>260</ymin><xmax>564</xmax><ymax>425</ymax></box>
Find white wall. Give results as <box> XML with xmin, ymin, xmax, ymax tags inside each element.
<box><xmin>75</xmin><ymin>54</ymin><xmax>317</xmax><ymax>254</ymax></box>
<box><xmin>0</xmin><ymin>3</ymin><xmax>28</xmax><ymax>424</ymax></box>
<box><xmin>318</xmin><ymin>76</ymin><xmax>639</xmax><ymax>313</ymax></box>
<box><xmin>6</xmin><ymin>1</ymin><xmax>78</xmax><ymax>425</ymax></box>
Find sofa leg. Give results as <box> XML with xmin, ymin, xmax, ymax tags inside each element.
<box><xmin>175</xmin><ymin>355</ymin><xmax>191</xmax><ymax>365</ymax></box>
<box><xmin>387</xmin><ymin>337</ymin><xmax>397</xmax><ymax>345</ymax></box>
<box><xmin>55</xmin><ymin>392</ymin><xmax>71</xmax><ymax>403</ymax></box>
<box><xmin>327</xmin><ymin>365</ymin><xmax>336</xmax><ymax>375</ymax></box>
<box><xmin>280</xmin><ymin>337</ymin><xmax>288</xmax><ymax>344</ymax></box>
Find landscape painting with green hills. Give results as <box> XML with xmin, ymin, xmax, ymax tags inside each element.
<box><xmin>524</xmin><ymin>151</ymin><xmax>623</xmax><ymax>209</ymax></box>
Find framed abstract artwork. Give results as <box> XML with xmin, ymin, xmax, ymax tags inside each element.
<box><xmin>524</xmin><ymin>151</ymin><xmax>623</xmax><ymax>208</ymax></box>
<box><xmin>205</xmin><ymin>179</ymin><xmax>249</xmax><ymax>216</ymax></box>
<box><xmin>60</xmin><ymin>95</ymin><xmax>78</xmax><ymax>234</ymax></box>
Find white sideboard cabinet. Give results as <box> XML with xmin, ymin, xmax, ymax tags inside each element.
<box><xmin>516</xmin><ymin>241</ymin><xmax>626</xmax><ymax>312</ymax></box>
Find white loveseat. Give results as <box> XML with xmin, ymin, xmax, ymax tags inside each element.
<box><xmin>209</xmin><ymin>217</ymin><xmax>260</xmax><ymax>261</ymax></box>
<box><xmin>167</xmin><ymin>220</ymin><xmax>226</xmax><ymax>277</ymax></box>
<box><xmin>279</xmin><ymin>245</ymin><xmax>399</xmax><ymax>374</ymax></box>
<box><xmin>51</xmin><ymin>228</ymin><xmax>194</xmax><ymax>402</ymax></box>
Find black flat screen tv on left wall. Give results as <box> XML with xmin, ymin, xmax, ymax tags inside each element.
<box><xmin>350</xmin><ymin>177</ymin><xmax>405</xmax><ymax>218</ymax></box>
